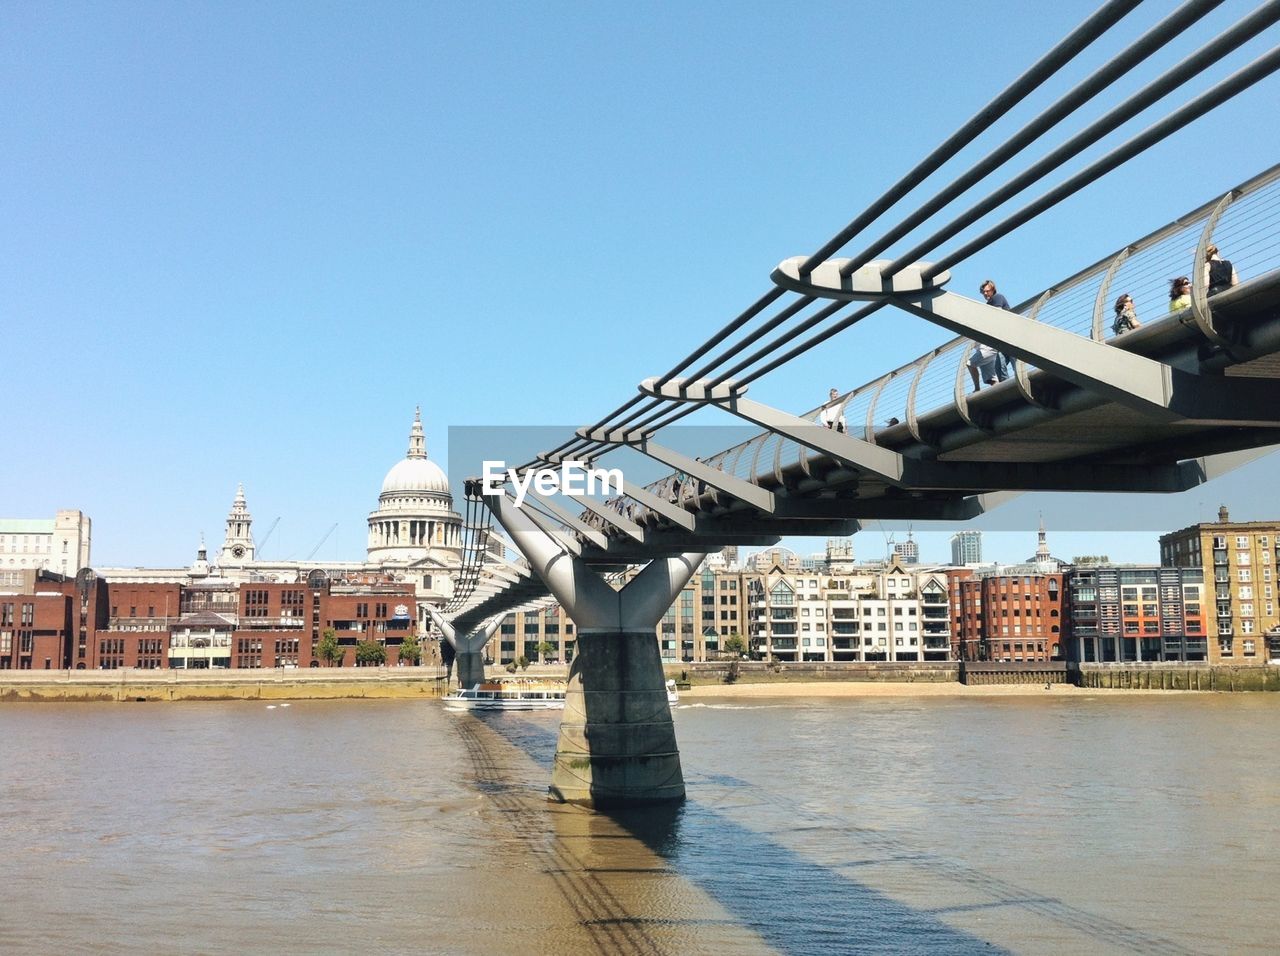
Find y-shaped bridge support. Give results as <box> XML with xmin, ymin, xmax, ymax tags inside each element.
<box><xmin>424</xmin><ymin>606</ymin><xmax>500</xmax><ymax>690</ymax></box>
<box><xmin>484</xmin><ymin>488</ymin><xmax>705</xmax><ymax>807</ymax></box>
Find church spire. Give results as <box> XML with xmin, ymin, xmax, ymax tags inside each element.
<box><xmin>1036</xmin><ymin>513</ymin><xmax>1051</xmax><ymax>562</ymax></box>
<box><xmin>407</xmin><ymin>406</ymin><xmax>427</xmax><ymax>460</ymax></box>
<box><xmin>220</xmin><ymin>483</ymin><xmax>255</xmax><ymax>565</ymax></box>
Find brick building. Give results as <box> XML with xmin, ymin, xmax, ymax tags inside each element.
<box><xmin>1160</xmin><ymin>506</ymin><xmax>1280</xmax><ymax>663</ymax></box>
<box><xmin>0</xmin><ymin>570</ymin><xmax>419</xmax><ymax>670</ymax></box>
<box><xmin>949</xmin><ymin>570</ymin><xmax>1066</xmax><ymax>662</ymax></box>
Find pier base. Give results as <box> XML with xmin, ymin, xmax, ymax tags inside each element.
<box><xmin>456</xmin><ymin>650</ymin><xmax>485</xmax><ymax>690</ymax></box>
<box><xmin>549</xmin><ymin>630</ymin><xmax>684</xmax><ymax>808</ymax></box>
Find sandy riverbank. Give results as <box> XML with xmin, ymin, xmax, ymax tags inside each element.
<box><xmin>682</xmin><ymin>681</ymin><xmax>1179</xmax><ymax>698</ymax></box>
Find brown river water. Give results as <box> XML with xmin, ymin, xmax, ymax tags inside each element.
<box><xmin>2</xmin><ymin>693</ymin><xmax>1277</xmax><ymax>954</ymax></box>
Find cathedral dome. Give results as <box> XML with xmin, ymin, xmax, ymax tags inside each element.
<box><xmin>378</xmin><ymin>407</ymin><xmax>451</xmax><ymax>497</ymax></box>
<box><xmin>368</xmin><ymin>408</ymin><xmax>463</xmax><ymax>564</ymax></box>
<box><xmin>381</xmin><ymin>457</ymin><xmax>449</xmax><ymax>495</ymax></box>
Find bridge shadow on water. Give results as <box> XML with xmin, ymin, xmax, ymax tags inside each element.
<box><xmin>475</xmin><ymin>713</ymin><xmax>1009</xmax><ymax>955</ymax></box>
<box><xmin>473</xmin><ymin>712</ymin><xmax>1197</xmax><ymax>956</ymax></box>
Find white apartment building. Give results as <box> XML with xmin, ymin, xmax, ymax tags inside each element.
<box><xmin>746</xmin><ymin>557</ymin><xmax>952</xmax><ymax>663</ymax></box>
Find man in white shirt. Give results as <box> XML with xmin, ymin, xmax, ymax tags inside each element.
<box><xmin>819</xmin><ymin>387</ymin><xmax>847</xmax><ymax>432</ymax></box>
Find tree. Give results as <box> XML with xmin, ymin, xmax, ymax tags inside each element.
<box><xmin>536</xmin><ymin>641</ymin><xmax>555</xmax><ymax>662</ymax></box>
<box><xmin>355</xmin><ymin>640</ymin><xmax>386</xmax><ymax>667</ymax></box>
<box><xmin>723</xmin><ymin>634</ymin><xmax>746</xmax><ymax>656</ymax></box>
<box><xmin>399</xmin><ymin>634</ymin><xmax>421</xmax><ymax>665</ymax></box>
<box><xmin>317</xmin><ymin>629</ymin><xmax>341</xmax><ymax>667</ymax></box>
<box><xmin>516</xmin><ymin>655</ymin><xmax>530</xmax><ymax>671</ymax></box>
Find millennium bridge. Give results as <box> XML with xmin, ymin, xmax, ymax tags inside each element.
<box><xmin>434</xmin><ymin>0</ymin><xmax>1280</xmax><ymax>807</ymax></box>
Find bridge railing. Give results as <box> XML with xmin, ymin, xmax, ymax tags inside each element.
<box><xmin>602</xmin><ymin>162</ymin><xmax>1280</xmax><ymax>531</ymax></box>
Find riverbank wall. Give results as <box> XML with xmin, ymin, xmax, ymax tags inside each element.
<box><xmin>666</xmin><ymin>661</ymin><xmax>960</xmax><ymax>685</ymax></box>
<box><xmin>666</xmin><ymin>660</ymin><xmax>1280</xmax><ymax>692</ymax></box>
<box><xmin>1076</xmin><ymin>662</ymin><xmax>1280</xmax><ymax>691</ymax></box>
<box><xmin>5</xmin><ymin>661</ymin><xmax>1280</xmax><ymax>702</ymax></box>
<box><xmin>0</xmin><ymin>667</ymin><xmax>453</xmax><ymax>702</ymax></box>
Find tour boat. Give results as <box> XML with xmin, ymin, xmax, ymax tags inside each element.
<box><xmin>442</xmin><ymin>679</ymin><xmax>566</xmax><ymax>711</ymax></box>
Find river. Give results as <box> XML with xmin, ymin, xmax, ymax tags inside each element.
<box><xmin>2</xmin><ymin>693</ymin><xmax>1277</xmax><ymax>954</ymax></box>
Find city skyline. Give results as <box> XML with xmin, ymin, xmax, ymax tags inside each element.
<box><xmin>5</xmin><ymin>1</ymin><xmax>1279</xmax><ymax>568</ymax></box>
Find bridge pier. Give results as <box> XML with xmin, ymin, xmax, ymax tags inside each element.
<box><xmin>483</xmin><ymin>489</ymin><xmax>704</xmax><ymax>807</ymax></box>
<box><xmin>425</xmin><ymin>607</ymin><xmax>499</xmax><ymax>689</ymax></box>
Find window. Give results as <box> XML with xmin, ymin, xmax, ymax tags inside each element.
<box><xmin>1243</xmin><ymin>640</ymin><xmax>1256</xmax><ymax>656</ymax></box>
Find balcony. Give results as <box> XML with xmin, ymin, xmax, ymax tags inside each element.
<box><xmin>239</xmin><ymin>617</ymin><xmax>307</xmax><ymax>629</ymax></box>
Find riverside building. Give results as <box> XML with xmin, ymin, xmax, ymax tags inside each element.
<box><xmin>0</xmin><ymin>410</ymin><xmax>462</xmax><ymax>670</ymax></box>
<box><xmin>1159</xmin><ymin>506</ymin><xmax>1280</xmax><ymax>664</ymax></box>
<box><xmin>489</xmin><ymin>551</ymin><xmax>952</xmax><ymax>666</ymax></box>
<box><xmin>94</xmin><ymin>409</ymin><xmax>461</xmax><ymax>640</ymax></box>
<box><xmin>1064</xmin><ymin>566</ymin><xmax>1207</xmax><ymax>663</ymax></box>
<box><xmin>0</xmin><ymin>511</ymin><xmax>92</xmax><ymax>582</ymax></box>
<box><xmin>949</xmin><ymin>570</ymin><xmax>1065</xmax><ymax>662</ymax></box>
<box><xmin>0</xmin><ymin>569</ymin><xmax>420</xmax><ymax>670</ymax></box>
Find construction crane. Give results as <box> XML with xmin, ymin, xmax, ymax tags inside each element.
<box><xmin>305</xmin><ymin>523</ymin><xmax>338</xmax><ymax>561</ymax></box>
<box><xmin>257</xmin><ymin>517</ymin><xmax>281</xmax><ymax>557</ymax></box>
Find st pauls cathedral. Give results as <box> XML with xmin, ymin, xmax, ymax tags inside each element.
<box><xmin>97</xmin><ymin>409</ymin><xmax>463</xmax><ymax>614</ymax></box>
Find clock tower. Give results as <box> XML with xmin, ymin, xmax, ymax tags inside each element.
<box><xmin>219</xmin><ymin>483</ymin><xmax>255</xmax><ymax>566</ymax></box>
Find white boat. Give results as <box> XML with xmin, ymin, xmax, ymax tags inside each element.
<box><xmin>666</xmin><ymin>679</ymin><xmax>680</xmax><ymax>704</ymax></box>
<box><xmin>443</xmin><ymin>680</ymin><xmax>566</xmax><ymax>712</ymax></box>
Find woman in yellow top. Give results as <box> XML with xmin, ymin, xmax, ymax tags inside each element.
<box><xmin>1169</xmin><ymin>276</ymin><xmax>1192</xmax><ymax>312</ymax></box>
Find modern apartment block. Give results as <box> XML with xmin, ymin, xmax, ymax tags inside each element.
<box><xmin>491</xmin><ymin>553</ymin><xmax>952</xmax><ymax>665</ymax></box>
<box><xmin>1159</xmin><ymin>506</ymin><xmax>1280</xmax><ymax>664</ymax></box>
<box><xmin>747</xmin><ymin>557</ymin><xmax>952</xmax><ymax>663</ymax></box>
<box><xmin>1065</xmin><ymin>566</ymin><xmax>1207</xmax><ymax>663</ymax></box>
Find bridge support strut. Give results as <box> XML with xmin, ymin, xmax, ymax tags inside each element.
<box><xmin>425</xmin><ymin>607</ymin><xmax>500</xmax><ymax>690</ymax></box>
<box><xmin>484</xmin><ymin>489</ymin><xmax>706</xmax><ymax>808</ymax></box>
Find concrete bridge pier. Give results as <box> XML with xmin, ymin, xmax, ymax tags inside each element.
<box><xmin>425</xmin><ymin>607</ymin><xmax>500</xmax><ymax>689</ymax></box>
<box><xmin>484</xmin><ymin>490</ymin><xmax>705</xmax><ymax>807</ymax></box>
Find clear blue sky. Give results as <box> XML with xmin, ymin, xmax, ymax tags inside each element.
<box><xmin>4</xmin><ymin>1</ymin><xmax>1279</xmax><ymax>568</ymax></box>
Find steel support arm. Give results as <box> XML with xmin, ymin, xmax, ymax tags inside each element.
<box><xmin>568</xmin><ymin>492</ymin><xmax>647</xmax><ymax>543</ymax></box>
<box><xmin>482</xmin><ymin>490</ymin><xmax>619</xmax><ymax>627</ymax></box>
<box><xmin>525</xmin><ymin>490</ymin><xmax>611</xmax><ymax>550</ymax></box>
<box><xmin>517</xmin><ymin>500</ymin><xmax>585</xmax><ymax>557</ymax></box>
<box><xmin>616</xmin><ymin>478</ymin><xmax>696</xmax><ymax>531</ymax></box>
<box><xmin>893</xmin><ymin>291</ymin><xmax>1280</xmax><ymax>426</ymax></box>
<box><xmin>638</xmin><ymin>378</ymin><xmax>1216</xmax><ymax>492</ymax></box>
<box><xmin>424</xmin><ymin>606</ymin><xmax>500</xmax><ymax>654</ymax></box>
<box><xmin>576</xmin><ymin>428</ymin><xmax>776</xmax><ymax>513</ymax></box>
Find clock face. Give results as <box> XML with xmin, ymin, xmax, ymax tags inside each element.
<box><xmin>232</xmin><ymin>545</ymin><xmax>246</xmax><ymax>558</ymax></box>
